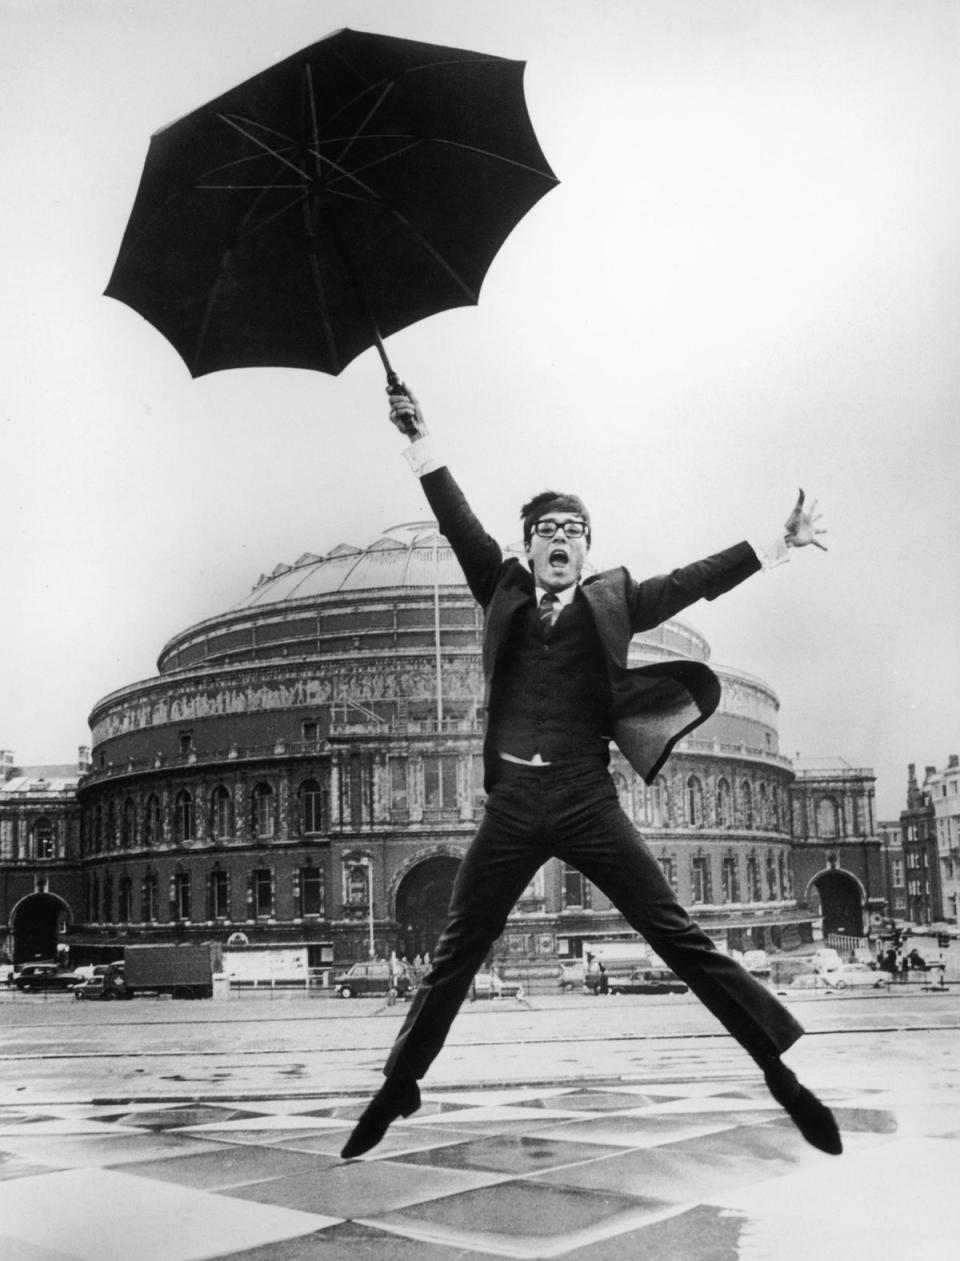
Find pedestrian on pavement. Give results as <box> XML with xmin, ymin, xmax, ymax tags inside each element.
<box><xmin>597</xmin><ymin>962</ymin><xmax>609</xmax><ymax>996</ymax></box>
<box><xmin>341</xmin><ymin>387</ymin><xmax>840</xmax><ymax>1161</ymax></box>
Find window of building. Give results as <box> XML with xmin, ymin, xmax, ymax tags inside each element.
<box><xmin>88</xmin><ymin>875</ymin><xmax>100</xmax><ymax>922</ymax></box>
<box><xmin>251</xmin><ymin>783</ymin><xmax>276</xmax><ymax>839</ymax></box>
<box><xmin>388</xmin><ymin>758</ymin><xmax>409</xmax><ymax>811</ymax></box>
<box><xmin>817</xmin><ymin>797</ymin><xmax>840</xmax><ymax>838</ymax></box>
<box><xmin>211</xmin><ymin>785</ymin><xmax>233</xmax><ymax>841</ymax></box>
<box><xmin>144</xmin><ymin>794</ymin><xmax>162</xmax><ymax>847</ymax></box>
<box><xmin>122</xmin><ymin>798</ymin><xmax>136</xmax><ymax>848</ymax></box>
<box><xmin>179</xmin><ymin>732</ymin><xmax>194</xmax><ymax>757</ymax></box>
<box><xmin>423</xmin><ymin>755</ymin><xmax>458</xmax><ymax>810</ymax></box>
<box><xmin>141</xmin><ymin>871</ymin><xmax>159</xmax><ymax>922</ymax></box>
<box><xmin>747</xmin><ymin>852</ymin><xmax>762</xmax><ymax>901</ymax></box>
<box><xmin>722</xmin><ymin>854</ymin><xmax>740</xmax><ymax>902</ymax></box>
<box><xmin>94</xmin><ymin>805</ymin><xmax>103</xmax><ymax>853</ymax></box>
<box><xmin>173</xmin><ymin>870</ymin><xmax>191</xmax><ymax>920</ymax></box>
<box><xmin>175</xmin><ymin>790</ymin><xmax>195</xmax><ymax>843</ymax></box>
<box><xmin>298</xmin><ymin>865</ymin><xmax>324</xmax><ymax>917</ymax></box>
<box><xmin>299</xmin><ymin>778</ymin><xmax>327</xmax><ymax>834</ymax></box>
<box><xmin>741</xmin><ymin>781</ymin><xmax>754</xmax><ymax>830</ymax></box>
<box><xmin>118</xmin><ymin>875</ymin><xmax>133</xmax><ymax>922</ymax></box>
<box><xmin>562</xmin><ymin>863</ymin><xmax>591</xmax><ymax>909</ymax></box>
<box><xmin>891</xmin><ymin>857</ymin><xmax>904</xmax><ymax>885</ymax></box>
<box><xmin>758</xmin><ymin>784</ymin><xmax>769</xmax><ymax>829</ymax></box>
<box><xmin>658</xmin><ymin>853</ymin><xmax>678</xmax><ymax>892</ymax></box>
<box><xmin>102</xmin><ymin>874</ymin><xmax>113</xmax><ymax>922</ymax></box>
<box><xmin>209</xmin><ymin>868</ymin><xmax>229</xmax><ymax>919</ymax></box>
<box><xmin>766</xmin><ymin>850</ymin><xmax>778</xmax><ymax>900</ymax></box>
<box><xmin>686</xmin><ymin>776</ymin><xmax>704</xmax><ymax>827</ymax></box>
<box><xmin>302</xmin><ymin>720</ymin><xmax>320</xmax><ymax>743</ymax></box>
<box><xmin>345</xmin><ymin>864</ymin><xmax>368</xmax><ymax>905</ymax></box>
<box><xmin>691</xmin><ymin>855</ymin><xmax>712</xmax><ymax>904</ymax></box>
<box><xmin>34</xmin><ymin>817</ymin><xmax>54</xmax><ymax>860</ymax></box>
<box><xmin>252</xmin><ymin>867</ymin><xmax>274</xmax><ymax>918</ymax></box>
<box><xmin>716</xmin><ymin>778</ymin><xmax>732</xmax><ymax>829</ymax></box>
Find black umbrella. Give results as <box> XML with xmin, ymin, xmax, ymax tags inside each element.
<box><xmin>105</xmin><ymin>28</ymin><xmax>558</xmax><ymax>397</ymax></box>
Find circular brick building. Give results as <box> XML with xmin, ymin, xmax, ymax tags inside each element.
<box><xmin>75</xmin><ymin>523</ymin><xmax>807</xmax><ymax>973</ymax></box>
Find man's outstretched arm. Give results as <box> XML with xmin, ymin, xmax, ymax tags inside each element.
<box><xmin>387</xmin><ymin>387</ymin><xmax>504</xmax><ymax>606</ymax></box>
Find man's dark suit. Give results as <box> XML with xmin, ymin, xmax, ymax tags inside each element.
<box><xmin>379</xmin><ymin>465</ymin><xmax>805</xmax><ymax>1083</ymax></box>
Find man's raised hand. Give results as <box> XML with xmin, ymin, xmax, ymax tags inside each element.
<box><xmin>388</xmin><ymin>383</ymin><xmax>427</xmax><ymax>441</ymax></box>
<box><xmin>784</xmin><ymin>489</ymin><xmax>828</xmax><ymax>551</ymax></box>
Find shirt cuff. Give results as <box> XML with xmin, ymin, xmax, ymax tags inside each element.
<box><xmin>748</xmin><ymin>533</ymin><xmax>791</xmax><ymax>570</ymax></box>
<box><xmin>402</xmin><ymin>436</ymin><xmax>445</xmax><ymax>478</ymax></box>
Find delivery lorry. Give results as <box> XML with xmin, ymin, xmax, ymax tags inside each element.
<box><xmin>116</xmin><ymin>943</ymin><xmax>222</xmax><ymax>999</ymax></box>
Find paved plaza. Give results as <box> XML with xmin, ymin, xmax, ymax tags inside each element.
<box><xmin>0</xmin><ymin>989</ymin><xmax>957</xmax><ymax>1260</ymax></box>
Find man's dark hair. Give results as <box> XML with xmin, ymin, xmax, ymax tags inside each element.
<box><xmin>520</xmin><ymin>491</ymin><xmax>591</xmax><ymax>546</ymax></box>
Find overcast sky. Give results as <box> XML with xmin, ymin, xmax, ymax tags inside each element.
<box><xmin>2</xmin><ymin>0</ymin><xmax>958</xmax><ymax>818</ymax></box>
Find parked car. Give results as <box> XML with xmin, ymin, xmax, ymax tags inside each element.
<box><xmin>13</xmin><ymin>963</ymin><xmax>81</xmax><ymax>992</ymax></box>
<box><xmin>741</xmin><ymin>950</ymin><xmax>771</xmax><ymax>977</ymax></box>
<box><xmin>73</xmin><ymin>963</ymin><xmax>126</xmax><ymax>1001</ymax></box>
<box><xmin>826</xmin><ymin>963</ymin><xmax>889</xmax><ymax>990</ymax></box>
<box><xmin>333</xmin><ymin>961</ymin><xmax>410</xmax><ymax>999</ymax></box>
<box><xmin>606</xmin><ymin>966</ymin><xmax>688</xmax><ymax>996</ymax></box>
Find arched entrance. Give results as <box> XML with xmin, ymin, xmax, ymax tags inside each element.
<box><xmin>395</xmin><ymin>855</ymin><xmax>461</xmax><ymax>960</ymax></box>
<box><xmin>10</xmin><ymin>891</ymin><xmax>71</xmax><ymax>966</ymax></box>
<box><xmin>811</xmin><ymin>870</ymin><xmax>864</xmax><ymax>938</ymax></box>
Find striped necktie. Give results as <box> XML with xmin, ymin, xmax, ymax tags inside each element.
<box><xmin>538</xmin><ymin>591</ymin><xmax>559</xmax><ymax>630</ymax></box>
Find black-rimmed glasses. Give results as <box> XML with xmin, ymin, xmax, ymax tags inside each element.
<box><xmin>532</xmin><ymin>519</ymin><xmax>587</xmax><ymax>539</ymax></box>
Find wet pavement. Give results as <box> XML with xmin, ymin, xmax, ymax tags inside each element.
<box><xmin>0</xmin><ymin>992</ymin><xmax>958</xmax><ymax>1259</ymax></box>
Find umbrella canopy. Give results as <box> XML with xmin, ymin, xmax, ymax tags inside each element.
<box><xmin>105</xmin><ymin>27</ymin><xmax>558</xmax><ymax>380</ymax></box>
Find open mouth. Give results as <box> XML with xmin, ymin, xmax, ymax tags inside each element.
<box><xmin>548</xmin><ymin>547</ymin><xmax>569</xmax><ymax>566</ymax></box>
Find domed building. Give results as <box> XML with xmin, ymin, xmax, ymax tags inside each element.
<box><xmin>68</xmin><ymin>522</ymin><xmax>817</xmax><ymax>977</ymax></box>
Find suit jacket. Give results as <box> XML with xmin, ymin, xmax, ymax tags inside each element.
<box><xmin>420</xmin><ymin>467</ymin><xmax>762</xmax><ymax>787</ymax></box>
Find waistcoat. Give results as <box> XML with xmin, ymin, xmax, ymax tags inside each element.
<box><xmin>487</xmin><ymin>590</ymin><xmax>612</xmax><ymax>761</ymax></box>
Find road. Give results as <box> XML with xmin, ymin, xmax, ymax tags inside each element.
<box><xmin>1</xmin><ymin>984</ymin><xmax>956</xmax><ymax>1106</ymax></box>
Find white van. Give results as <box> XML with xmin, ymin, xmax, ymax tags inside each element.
<box><xmin>583</xmin><ymin>941</ymin><xmax>667</xmax><ymax>992</ymax></box>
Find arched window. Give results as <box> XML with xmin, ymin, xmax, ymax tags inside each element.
<box><xmin>299</xmin><ymin>778</ymin><xmax>326</xmax><ymax>834</ymax></box>
<box><xmin>175</xmin><ymin>790</ymin><xmax>195</xmax><ymax>843</ymax></box>
<box><xmin>33</xmin><ymin>816</ymin><xmax>54</xmax><ymax>859</ymax></box>
<box><xmin>94</xmin><ymin>805</ymin><xmax>103</xmax><ymax>853</ymax></box>
<box><xmin>118</xmin><ymin>875</ymin><xmax>133</xmax><ymax>922</ymax></box>
<box><xmin>742</xmin><ymin>780</ymin><xmax>754</xmax><ymax>829</ymax></box>
<box><xmin>722</xmin><ymin>853</ymin><xmax>740</xmax><ymax>903</ymax></box>
<box><xmin>122</xmin><ymin>798</ymin><xmax>136</xmax><ymax>848</ymax></box>
<box><xmin>144</xmin><ymin>794</ymin><xmax>162</xmax><ymax>847</ymax></box>
<box><xmin>106</xmin><ymin>800</ymin><xmax>116</xmax><ymax>850</ymax></box>
<box><xmin>817</xmin><ymin>797</ymin><xmax>840</xmax><ymax>838</ymax></box>
<box><xmin>211</xmin><ymin>785</ymin><xmax>233</xmax><ymax>841</ymax></box>
<box><xmin>747</xmin><ymin>852</ymin><xmax>762</xmax><ymax>901</ymax></box>
<box><xmin>758</xmin><ymin>784</ymin><xmax>769</xmax><ymax>829</ymax></box>
<box><xmin>251</xmin><ymin>782</ymin><xmax>276</xmax><ymax>839</ymax></box>
<box><xmin>716</xmin><ymin>778</ymin><xmax>731</xmax><ymax>829</ymax></box>
<box><xmin>766</xmin><ymin>850</ymin><xmax>778</xmax><ymax>900</ymax></box>
<box><xmin>686</xmin><ymin>776</ymin><xmax>704</xmax><ymax>827</ymax></box>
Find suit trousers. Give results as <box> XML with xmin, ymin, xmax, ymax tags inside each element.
<box><xmin>384</xmin><ymin>758</ymin><xmax>803</xmax><ymax>1081</ymax></box>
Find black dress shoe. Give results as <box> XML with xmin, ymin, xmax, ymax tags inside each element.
<box><xmin>340</xmin><ymin>1074</ymin><xmax>421</xmax><ymax>1159</ymax></box>
<box><xmin>763</xmin><ymin>1060</ymin><xmax>842</xmax><ymax>1155</ymax></box>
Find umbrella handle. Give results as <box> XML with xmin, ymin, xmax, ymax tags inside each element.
<box><xmin>386</xmin><ymin>371</ymin><xmax>419</xmax><ymax>439</ymax></box>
